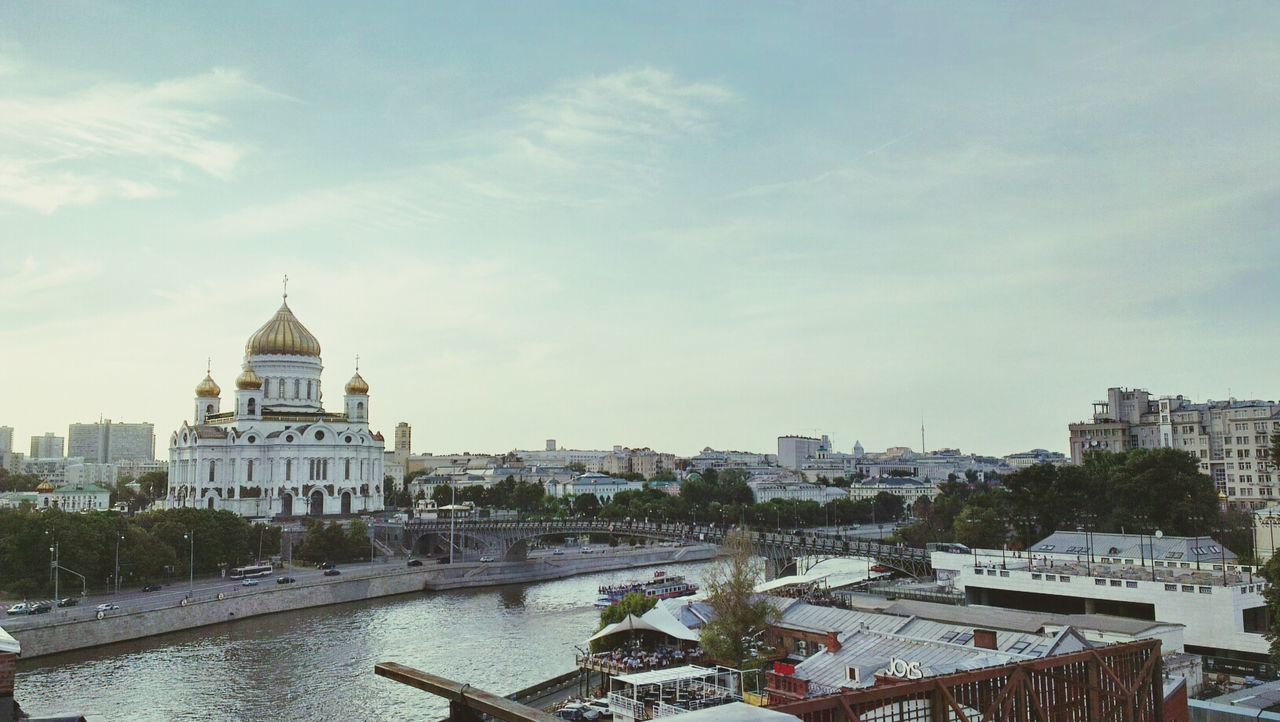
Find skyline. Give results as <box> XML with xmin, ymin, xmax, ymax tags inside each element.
<box><xmin>3</xmin><ymin>3</ymin><xmax>1280</xmax><ymax>458</ymax></box>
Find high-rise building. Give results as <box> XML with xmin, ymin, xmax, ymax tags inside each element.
<box><xmin>778</xmin><ymin>435</ymin><xmax>829</xmax><ymax>471</ymax></box>
<box><xmin>68</xmin><ymin>420</ymin><xmax>154</xmax><ymax>463</ymax></box>
<box><xmin>1069</xmin><ymin>387</ymin><xmax>1280</xmax><ymax>508</ymax></box>
<box><xmin>29</xmin><ymin>432</ymin><xmax>64</xmax><ymax>459</ymax></box>
<box><xmin>394</xmin><ymin>422</ymin><xmax>412</xmax><ymax>463</ymax></box>
<box><xmin>545</xmin><ymin>439</ymin><xmax>557</xmax><ymax>452</ymax></box>
<box><xmin>0</xmin><ymin>426</ymin><xmax>12</xmax><ymax>453</ymax></box>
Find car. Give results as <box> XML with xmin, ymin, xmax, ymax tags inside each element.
<box><xmin>317</xmin><ymin>561</ymin><xmax>335</xmax><ymax>570</ymax></box>
<box><xmin>323</xmin><ymin>568</ymin><xmax>341</xmax><ymax>577</ymax></box>
<box><xmin>586</xmin><ymin>699</ymin><xmax>613</xmax><ymax>719</ymax></box>
<box><xmin>580</xmin><ymin>547</ymin><xmax>594</xmax><ymax>554</ymax></box>
<box><xmin>241</xmin><ymin>579</ymin><xmax>259</xmax><ymax>587</ymax></box>
<box><xmin>406</xmin><ymin>559</ymin><xmax>423</xmax><ymax>567</ymax></box>
<box><xmin>57</xmin><ymin>597</ymin><xmax>79</xmax><ymax>607</ymax></box>
<box><xmin>437</xmin><ymin>557</ymin><xmax>450</xmax><ymax>564</ymax></box>
<box><xmin>479</xmin><ymin>556</ymin><xmax>495</xmax><ymax>563</ymax></box>
<box><xmin>552</xmin><ymin>549</ymin><xmax>565</xmax><ymax>556</ymax></box>
<box><xmin>276</xmin><ymin>576</ymin><xmax>296</xmax><ymax>584</ymax></box>
<box><xmin>95</xmin><ymin>603</ymin><xmax>119</xmax><ymax>612</ymax></box>
<box><xmin>141</xmin><ymin>583</ymin><xmax>162</xmax><ymax>592</ymax></box>
<box><xmin>30</xmin><ymin>602</ymin><xmax>52</xmax><ymax>614</ymax></box>
<box><xmin>5</xmin><ymin>603</ymin><xmax>31</xmax><ymax>616</ymax></box>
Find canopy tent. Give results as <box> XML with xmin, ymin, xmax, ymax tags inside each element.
<box><xmin>755</xmin><ymin>557</ymin><xmax>879</xmax><ymax>593</ymax></box>
<box><xmin>588</xmin><ymin>608</ymin><xmax>701</xmax><ymax>644</ymax></box>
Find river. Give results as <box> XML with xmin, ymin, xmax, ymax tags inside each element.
<box><xmin>15</xmin><ymin>561</ymin><xmax>713</xmax><ymax>722</ymax></box>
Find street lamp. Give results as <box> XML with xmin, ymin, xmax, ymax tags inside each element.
<box><xmin>49</xmin><ymin>542</ymin><xmax>59</xmax><ymax>602</ymax></box>
<box><xmin>449</xmin><ymin>485</ymin><xmax>456</xmax><ymax>565</ymax></box>
<box><xmin>183</xmin><ymin>530</ymin><xmax>194</xmax><ymax>598</ymax></box>
<box><xmin>114</xmin><ymin>534</ymin><xmax>124</xmax><ymax>594</ymax></box>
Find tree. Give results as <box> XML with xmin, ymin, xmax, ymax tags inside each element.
<box><xmin>573</xmin><ymin>493</ymin><xmax>602</xmax><ymax>518</ymax></box>
<box><xmin>953</xmin><ymin>505</ymin><xmax>1007</xmax><ymax>548</ymax></box>
<box><xmin>872</xmin><ymin>492</ymin><xmax>905</xmax><ymax>523</ymax></box>
<box><xmin>700</xmin><ymin>529</ymin><xmax>776</xmax><ymax>668</ymax></box>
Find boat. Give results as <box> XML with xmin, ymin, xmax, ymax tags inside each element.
<box><xmin>597</xmin><ymin>570</ymin><xmax>698</xmax><ymax>605</ymax></box>
<box><xmin>594</xmin><ymin>596</ymin><xmax>614</xmax><ymax>609</ymax></box>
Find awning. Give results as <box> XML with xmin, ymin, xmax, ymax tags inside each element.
<box><xmin>638</xmin><ymin>607</ymin><xmax>701</xmax><ymax>642</ymax></box>
<box><xmin>588</xmin><ymin>614</ymin><xmax>666</xmax><ymax>643</ymax></box>
<box><xmin>0</xmin><ymin>625</ymin><xmax>20</xmax><ymax>655</ymax></box>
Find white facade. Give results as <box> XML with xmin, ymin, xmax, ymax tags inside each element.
<box><xmin>166</xmin><ymin>295</ymin><xmax>385</xmax><ymax>518</ymax></box>
<box><xmin>778</xmin><ymin>435</ymin><xmax>828</xmax><ymax>471</ymax></box>
<box><xmin>547</xmin><ymin>473</ymin><xmax>643</xmax><ymax>501</ymax></box>
<box><xmin>68</xmin><ymin>420</ymin><xmax>154</xmax><ymax>463</ymax></box>
<box><xmin>848</xmin><ymin>477</ymin><xmax>938</xmax><ymax>502</ymax></box>
<box><xmin>65</xmin><ymin>462</ymin><xmax>117</xmax><ymax>486</ymax></box>
<box><xmin>747</xmin><ymin>478</ymin><xmax>845</xmax><ymax>505</ymax></box>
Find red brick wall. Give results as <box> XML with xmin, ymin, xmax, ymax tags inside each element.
<box><xmin>0</xmin><ymin>652</ymin><xmax>15</xmax><ymax>695</ymax></box>
<box><xmin>1163</xmin><ymin>678</ymin><xmax>1189</xmax><ymax>722</ymax></box>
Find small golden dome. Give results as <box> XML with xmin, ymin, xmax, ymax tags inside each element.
<box><xmin>236</xmin><ymin>365</ymin><xmax>263</xmax><ymax>390</ymax></box>
<box><xmin>195</xmin><ymin>373</ymin><xmax>221</xmax><ymax>398</ymax></box>
<box><xmin>246</xmin><ymin>300</ymin><xmax>321</xmax><ymax>358</ymax></box>
<box><xmin>36</xmin><ymin>481</ymin><xmax>55</xmax><ymax>493</ymax></box>
<box><xmin>345</xmin><ymin>371</ymin><xmax>369</xmax><ymax>395</ymax></box>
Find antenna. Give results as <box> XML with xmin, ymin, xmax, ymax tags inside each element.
<box><xmin>920</xmin><ymin>412</ymin><xmax>926</xmax><ymax>455</ymax></box>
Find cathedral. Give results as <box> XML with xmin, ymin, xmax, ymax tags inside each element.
<box><xmin>167</xmin><ymin>290</ymin><xmax>385</xmax><ymax>517</ymax></box>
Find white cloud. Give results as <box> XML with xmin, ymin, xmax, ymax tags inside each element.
<box><xmin>0</xmin><ymin>66</ymin><xmax>277</xmax><ymax>213</ymax></box>
<box><xmin>0</xmin><ymin>254</ymin><xmax>101</xmax><ymax>310</ymax></box>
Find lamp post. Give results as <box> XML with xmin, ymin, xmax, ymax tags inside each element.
<box><xmin>114</xmin><ymin>534</ymin><xmax>124</xmax><ymax>594</ymax></box>
<box><xmin>49</xmin><ymin>542</ymin><xmax>59</xmax><ymax>602</ymax></box>
<box><xmin>183</xmin><ymin>530</ymin><xmax>194</xmax><ymax>598</ymax></box>
<box><xmin>449</xmin><ymin>485</ymin><xmax>456</xmax><ymax>565</ymax></box>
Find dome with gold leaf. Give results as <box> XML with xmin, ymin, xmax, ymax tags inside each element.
<box><xmin>195</xmin><ymin>373</ymin><xmax>221</xmax><ymax>398</ymax></box>
<box><xmin>345</xmin><ymin>371</ymin><xmax>369</xmax><ymax>395</ymax></box>
<box><xmin>36</xmin><ymin>480</ymin><xmax>55</xmax><ymax>493</ymax></box>
<box><xmin>245</xmin><ymin>301</ymin><xmax>322</xmax><ymax>358</ymax></box>
<box><xmin>236</xmin><ymin>364</ymin><xmax>263</xmax><ymax>390</ymax></box>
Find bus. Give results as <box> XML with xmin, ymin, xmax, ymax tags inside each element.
<box><xmin>229</xmin><ymin>564</ymin><xmax>273</xmax><ymax>580</ymax></box>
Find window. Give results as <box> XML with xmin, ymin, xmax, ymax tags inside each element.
<box><xmin>307</xmin><ymin>380</ymin><xmax>313</xmax><ymax>399</ymax></box>
<box><xmin>286</xmin><ymin>459</ymin><xmax>292</xmax><ymax>481</ymax></box>
<box><xmin>1095</xmin><ymin>578</ymin><xmax>1106</xmax><ymax>586</ymax></box>
<box><xmin>294</xmin><ymin>379</ymin><xmax>300</xmax><ymax>398</ymax></box>
<box><xmin>1126</xmin><ymin>581</ymin><xmax>1138</xmax><ymax>588</ymax></box>
<box><xmin>345</xmin><ymin>459</ymin><xmax>351</xmax><ymax>480</ymax></box>
<box><xmin>1198</xmin><ymin>587</ymin><xmax>1212</xmax><ymax>594</ymax></box>
<box><xmin>208</xmin><ymin>461</ymin><xmax>215</xmax><ymax>482</ymax></box>
<box><xmin>247</xmin><ymin>398</ymin><xmax>256</xmax><ymax>415</ymax></box>
<box><xmin>247</xmin><ymin>460</ymin><xmax>254</xmax><ymax>482</ymax></box>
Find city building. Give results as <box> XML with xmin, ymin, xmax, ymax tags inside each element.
<box><xmin>113</xmin><ymin>459</ymin><xmax>169</xmax><ymax>482</ymax></box>
<box><xmin>685</xmin><ymin>447</ymin><xmax>776</xmax><ymax>473</ymax></box>
<box><xmin>0</xmin><ymin>426</ymin><xmax>11</xmax><ymax>453</ymax></box>
<box><xmin>1068</xmin><ymin>387</ymin><xmax>1280</xmax><ymax>507</ymax></box>
<box><xmin>21</xmin><ymin>456</ymin><xmax>78</xmax><ymax>484</ymax></box>
<box><xmin>847</xmin><ymin>476</ymin><xmax>938</xmax><ymax>503</ymax></box>
<box><xmin>1002</xmin><ymin>448</ymin><xmax>1069</xmax><ymax>470</ymax></box>
<box><xmin>747</xmin><ymin>476</ymin><xmax>846</xmax><ymax>505</ymax></box>
<box><xmin>931</xmin><ymin>531</ymin><xmax>1269</xmax><ymax>660</ymax></box>
<box><xmin>0</xmin><ymin>451</ymin><xmax>22</xmax><ymax>475</ymax></box>
<box><xmin>1</xmin><ymin>481</ymin><xmax>112</xmax><ymax>512</ymax></box>
<box><xmin>68</xmin><ymin>419</ymin><xmax>154</xmax><ymax>463</ymax></box>
<box><xmin>778</xmin><ymin>435</ymin><xmax>828</xmax><ymax>471</ymax></box>
<box><xmin>602</xmin><ymin>446</ymin><xmax>676</xmax><ymax>479</ymax></box>
<box><xmin>514</xmin><ymin>445</ymin><xmax>612</xmax><ymax>472</ymax></box>
<box><xmin>28</xmin><ymin>432</ymin><xmax>64</xmax><ymax>459</ymax></box>
<box><xmin>546</xmin><ymin>473</ymin><xmax>643</xmax><ymax>501</ymax></box>
<box><xmin>165</xmin><ymin>291</ymin><xmax>385</xmax><ymax>517</ymax></box>
<box><xmin>394</xmin><ymin>422</ymin><xmax>411</xmax><ymax>464</ymax></box>
<box><xmin>65</xmin><ymin>462</ymin><xmax>117</xmax><ymax>486</ymax></box>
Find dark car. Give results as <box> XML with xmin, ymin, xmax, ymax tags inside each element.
<box><xmin>57</xmin><ymin>597</ymin><xmax>79</xmax><ymax>607</ymax></box>
<box><xmin>30</xmin><ymin>602</ymin><xmax>52</xmax><ymax>614</ymax></box>
<box><xmin>276</xmin><ymin>576</ymin><xmax>296</xmax><ymax>584</ymax></box>
<box><xmin>323</xmin><ymin>569</ymin><xmax>341</xmax><ymax>577</ymax></box>
<box><xmin>141</xmin><ymin>583</ymin><xmax>162</xmax><ymax>592</ymax></box>
<box><xmin>436</xmin><ymin>557</ymin><xmax>450</xmax><ymax>564</ymax></box>
<box><xmin>406</xmin><ymin>559</ymin><xmax>423</xmax><ymax>567</ymax></box>
<box><xmin>317</xmin><ymin>562</ymin><xmax>335</xmax><ymax>570</ymax></box>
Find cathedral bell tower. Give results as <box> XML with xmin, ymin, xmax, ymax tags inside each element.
<box><xmin>344</xmin><ymin>360</ymin><xmax>369</xmax><ymax>423</ymax></box>
<box><xmin>194</xmin><ymin>363</ymin><xmax>221</xmax><ymax>424</ymax></box>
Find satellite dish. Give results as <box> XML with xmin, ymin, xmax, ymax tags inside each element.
<box><xmin>1155</xmin><ymin>530</ymin><xmax>1163</xmax><ymax>538</ymax></box>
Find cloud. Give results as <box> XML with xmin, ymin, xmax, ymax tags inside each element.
<box><xmin>0</xmin><ymin>66</ymin><xmax>278</xmax><ymax>213</ymax></box>
<box><xmin>211</xmin><ymin>67</ymin><xmax>734</xmax><ymax>237</ymax></box>
<box><xmin>0</xmin><ymin>254</ymin><xmax>101</xmax><ymax>310</ymax></box>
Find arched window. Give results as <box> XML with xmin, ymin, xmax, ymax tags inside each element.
<box><xmin>208</xmin><ymin>460</ymin><xmax>216</xmax><ymax>483</ymax></box>
<box><xmin>293</xmin><ymin>379</ymin><xmax>300</xmax><ymax>398</ymax></box>
<box><xmin>206</xmin><ymin>404</ymin><xmax>214</xmax><ymax>414</ymax></box>
<box><xmin>285</xmin><ymin>459</ymin><xmax>292</xmax><ymax>481</ymax></box>
<box><xmin>357</xmin><ymin>401</ymin><xmax>365</xmax><ymax>416</ymax></box>
<box><xmin>307</xmin><ymin>380</ymin><xmax>313</xmax><ymax>399</ymax></box>
<box><xmin>248</xmin><ymin>398</ymin><xmax>257</xmax><ymax>415</ymax></box>
<box><xmin>345</xmin><ymin>458</ymin><xmax>351</xmax><ymax>480</ymax></box>
<box><xmin>247</xmin><ymin>460</ymin><xmax>254</xmax><ymax>482</ymax></box>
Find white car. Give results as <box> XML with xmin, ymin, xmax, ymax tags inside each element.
<box><xmin>95</xmin><ymin>603</ymin><xmax>119</xmax><ymax>612</ymax></box>
<box><xmin>580</xmin><ymin>547</ymin><xmax>594</xmax><ymax>554</ymax></box>
<box><xmin>552</xmin><ymin>549</ymin><xmax>565</xmax><ymax>556</ymax></box>
<box><xmin>479</xmin><ymin>556</ymin><xmax>495</xmax><ymax>563</ymax></box>
<box><xmin>5</xmin><ymin>603</ymin><xmax>30</xmax><ymax>615</ymax></box>
<box><xmin>241</xmin><ymin>579</ymin><xmax>259</xmax><ymax>586</ymax></box>
<box><xmin>587</xmin><ymin>699</ymin><xmax>613</xmax><ymax>719</ymax></box>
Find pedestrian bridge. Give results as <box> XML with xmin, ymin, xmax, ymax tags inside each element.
<box><xmin>397</xmin><ymin>519</ymin><xmax>932</xmax><ymax>578</ymax></box>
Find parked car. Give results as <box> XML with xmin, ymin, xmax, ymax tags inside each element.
<box><xmin>580</xmin><ymin>547</ymin><xmax>594</xmax><ymax>554</ymax></box>
<box><xmin>5</xmin><ymin>603</ymin><xmax>31</xmax><ymax>616</ymax></box>
<box><xmin>57</xmin><ymin>597</ymin><xmax>79</xmax><ymax>607</ymax></box>
<box><xmin>323</xmin><ymin>568</ymin><xmax>341</xmax><ymax>577</ymax></box>
<box><xmin>552</xmin><ymin>549</ymin><xmax>565</xmax><ymax>556</ymax></box>
<box><xmin>479</xmin><ymin>556</ymin><xmax>495</xmax><ymax>563</ymax></box>
<box><xmin>141</xmin><ymin>583</ymin><xmax>162</xmax><ymax>592</ymax></box>
<box><xmin>95</xmin><ymin>603</ymin><xmax>119</xmax><ymax>612</ymax></box>
<box><xmin>276</xmin><ymin>576</ymin><xmax>296</xmax><ymax>584</ymax></box>
<box><xmin>586</xmin><ymin>699</ymin><xmax>612</xmax><ymax>719</ymax></box>
<box><xmin>30</xmin><ymin>602</ymin><xmax>52</xmax><ymax>614</ymax></box>
<box><xmin>406</xmin><ymin>559</ymin><xmax>423</xmax><ymax>567</ymax></box>
<box><xmin>317</xmin><ymin>561</ymin><xmax>335</xmax><ymax>570</ymax></box>
<box><xmin>436</xmin><ymin>557</ymin><xmax>450</xmax><ymax>564</ymax></box>
<box><xmin>241</xmin><ymin>579</ymin><xmax>259</xmax><ymax>587</ymax></box>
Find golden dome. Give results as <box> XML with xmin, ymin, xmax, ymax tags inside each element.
<box><xmin>195</xmin><ymin>373</ymin><xmax>221</xmax><ymax>398</ymax></box>
<box><xmin>246</xmin><ymin>301</ymin><xmax>321</xmax><ymax>357</ymax></box>
<box><xmin>236</xmin><ymin>364</ymin><xmax>263</xmax><ymax>390</ymax></box>
<box><xmin>36</xmin><ymin>481</ymin><xmax>55</xmax><ymax>493</ymax></box>
<box><xmin>345</xmin><ymin>371</ymin><xmax>369</xmax><ymax>395</ymax></box>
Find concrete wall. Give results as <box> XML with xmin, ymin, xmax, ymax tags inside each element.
<box><xmin>10</xmin><ymin>545</ymin><xmax>718</xmax><ymax>660</ymax></box>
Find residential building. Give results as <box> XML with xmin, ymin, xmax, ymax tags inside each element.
<box><xmin>165</xmin><ymin>292</ymin><xmax>385</xmax><ymax>517</ymax></box>
<box><xmin>0</xmin><ymin>426</ymin><xmax>11</xmax><ymax>453</ymax></box>
<box><xmin>602</xmin><ymin>446</ymin><xmax>676</xmax><ymax>479</ymax></box>
<box><xmin>113</xmin><ymin>459</ymin><xmax>169</xmax><ymax>482</ymax></box>
<box><xmin>0</xmin><ymin>451</ymin><xmax>22</xmax><ymax>475</ymax></box>
<box><xmin>847</xmin><ymin>476</ymin><xmax>938</xmax><ymax>503</ymax></box>
<box><xmin>22</xmin><ymin>456</ymin><xmax>79</xmax><ymax>484</ymax></box>
<box><xmin>1068</xmin><ymin>387</ymin><xmax>1280</xmax><ymax>508</ymax></box>
<box><xmin>931</xmin><ymin>531</ymin><xmax>1269</xmax><ymax>660</ymax></box>
<box><xmin>747</xmin><ymin>476</ymin><xmax>846</xmax><ymax>505</ymax></box>
<box><xmin>685</xmin><ymin>447</ymin><xmax>776</xmax><ymax>472</ymax></box>
<box><xmin>778</xmin><ymin>435</ymin><xmax>828</xmax><ymax>471</ymax></box>
<box><xmin>65</xmin><ymin>462</ymin><xmax>117</xmax><ymax>486</ymax></box>
<box><xmin>546</xmin><ymin>472</ymin><xmax>643</xmax><ymax>501</ymax></box>
<box><xmin>514</xmin><ymin>446</ymin><xmax>611</xmax><ymax>472</ymax></box>
<box><xmin>68</xmin><ymin>419</ymin><xmax>154</xmax><ymax>463</ymax></box>
<box><xmin>394</xmin><ymin>422</ymin><xmax>412</xmax><ymax>464</ymax></box>
<box><xmin>1002</xmin><ymin>448</ymin><xmax>1069</xmax><ymax>470</ymax></box>
<box><xmin>29</xmin><ymin>432</ymin><xmax>64</xmax><ymax>459</ymax></box>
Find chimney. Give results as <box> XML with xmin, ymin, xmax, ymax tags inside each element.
<box><xmin>973</xmin><ymin>629</ymin><xmax>998</xmax><ymax>650</ymax></box>
<box><xmin>826</xmin><ymin>631</ymin><xmax>842</xmax><ymax>653</ymax></box>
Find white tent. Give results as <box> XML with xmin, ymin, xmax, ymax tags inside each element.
<box><xmin>588</xmin><ymin>608</ymin><xmax>701</xmax><ymax>644</ymax></box>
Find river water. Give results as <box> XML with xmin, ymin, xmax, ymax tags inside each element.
<box><xmin>15</xmin><ymin>562</ymin><xmax>712</xmax><ymax>722</ymax></box>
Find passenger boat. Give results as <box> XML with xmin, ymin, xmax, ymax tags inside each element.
<box><xmin>597</xmin><ymin>570</ymin><xmax>698</xmax><ymax>605</ymax></box>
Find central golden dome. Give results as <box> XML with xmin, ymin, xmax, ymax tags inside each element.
<box><xmin>246</xmin><ymin>301</ymin><xmax>321</xmax><ymax>357</ymax></box>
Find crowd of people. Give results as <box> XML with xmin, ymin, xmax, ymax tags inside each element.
<box><xmin>585</xmin><ymin>643</ymin><xmax>703</xmax><ymax>674</ymax></box>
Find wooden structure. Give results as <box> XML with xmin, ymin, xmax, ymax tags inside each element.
<box><xmin>374</xmin><ymin>662</ymin><xmax>557</xmax><ymax>722</ymax></box>
<box><xmin>769</xmin><ymin>639</ymin><xmax>1167</xmax><ymax>722</ymax></box>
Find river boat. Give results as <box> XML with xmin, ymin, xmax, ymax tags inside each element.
<box><xmin>596</xmin><ymin>570</ymin><xmax>697</xmax><ymax>605</ymax></box>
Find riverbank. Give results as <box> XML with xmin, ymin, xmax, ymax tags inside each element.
<box><xmin>8</xmin><ymin>544</ymin><xmax>718</xmax><ymax>659</ymax></box>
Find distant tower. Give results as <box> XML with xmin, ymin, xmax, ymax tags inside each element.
<box><xmin>194</xmin><ymin>360</ymin><xmax>221</xmax><ymax>424</ymax></box>
<box><xmin>546</xmin><ymin>439</ymin><xmax>557</xmax><ymax>452</ymax></box>
<box><xmin>395</xmin><ymin>422</ymin><xmax>412</xmax><ymax>463</ymax></box>
<box><xmin>343</xmin><ymin>359</ymin><xmax>370</xmax><ymax>423</ymax></box>
<box><xmin>853</xmin><ymin>440</ymin><xmax>865</xmax><ymax>459</ymax></box>
<box><xmin>921</xmin><ymin>418</ymin><xmax>926</xmax><ymax>455</ymax></box>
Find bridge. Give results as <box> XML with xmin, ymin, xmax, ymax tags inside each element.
<box><xmin>396</xmin><ymin>519</ymin><xmax>932</xmax><ymax>578</ymax></box>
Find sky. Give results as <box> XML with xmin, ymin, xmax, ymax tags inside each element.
<box><xmin>2</xmin><ymin>2</ymin><xmax>1279</xmax><ymax>459</ymax></box>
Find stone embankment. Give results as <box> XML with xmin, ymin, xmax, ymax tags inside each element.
<box><xmin>10</xmin><ymin>545</ymin><xmax>717</xmax><ymax>659</ymax></box>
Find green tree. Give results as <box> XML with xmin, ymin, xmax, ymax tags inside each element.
<box><xmin>699</xmin><ymin>529</ymin><xmax>776</xmax><ymax>668</ymax></box>
<box><xmin>574</xmin><ymin>493</ymin><xmax>602</xmax><ymax>518</ymax></box>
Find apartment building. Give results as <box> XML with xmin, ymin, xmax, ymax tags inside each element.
<box><xmin>29</xmin><ymin>432</ymin><xmax>64</xmax><ymax>459</ymax></box>
<box><xmin>68</xmin><ymin>419</ymin><xmax>155</xmax><ymax>463</ymax></box>
<box><xmin>1069</xmin><ymin>387</ymin><xmax>1280</xmax><ymax>508</ymax></box>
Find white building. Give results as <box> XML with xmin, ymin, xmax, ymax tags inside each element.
<box><xmin>68</xmin><ymin>419</ymin><xmax>154</xmax><ymax>463</ymax></box>
<box><xmin>1002</xmin><ymin>449</ymin><xmax>1069</xmax><ymax>470</ymax></box>
<box><xmin>747</xmin><ymin>477</ymin><xmax>845</xmax><ymax>505</ymax></box>
<box><xmin>0</xmin><ymin>426</ymin><xmax>12</xmax><ymax>453</ymax></box>
<box><xmin>0</xmin><ymin>481</ymin><xmax>114</xmax><ymax>512</ymax></box>
<box><xmin>166</xmin><ymin>291</ymin><xmax>385</xmax><ymax>518</ymax></box>
<box><xmin>778</xmin><ymin>435</ymin><xmax>828</xmax><ymax>471</ymax></box>
<box><xmin>22</xmin><ymin>457</ymin><xmax>80</xmax><ymax>484</ymax></box>
<box><xmin>515</xmin><ymin>446</ymin><xmax>612</xmax><ymax>472</ymax></box>
<box><xmin>931</xmin><ymin>531</ymin><xmax>1269</xmax><ymax>660</ymax></box>
<box><xmin>847</xmin><ymin>476</ymin><xmax>938</xmax><ymax>503</ymax></box>
<box><xmin>114</xmin><ymin>459</ymin><xmax>169</xmax><ymax>482</ymax></box>
<box><xmin>65</xmin><ymin>462</ymin><xmax>117</xmax><ymax>486</ymax></box>
<box><xmin>29</xmin><ymin>432</ymin><xmax>64</xmax><ymax>459</ymax></box>
<box><xmin>546</xmin><ymin>473</ymin><xmax>643</xmax><ymax>501</ymax></box>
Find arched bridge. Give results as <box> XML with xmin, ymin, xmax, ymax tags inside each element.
<box><xmin>396</xmin><ymin>519</ymin><xmax>932</xmax><ymax>578</ymax></box>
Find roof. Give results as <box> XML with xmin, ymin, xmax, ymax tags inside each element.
<box><xmin>613</xmin><ymin>664</ymin><xmax>714</xmax><ymax>686</ymax></box>
<box><xmin>881</xmin><ymin>599</ymin><xmax>1181</xmax><ymax>636</ymax></box>
<box><xmin>661</xmin><ymin>703</ymin><xmax>800</xmax><ymax>721</ymax></box>
<box><xmin>793</xmin><ymin>628</ymin><xmax>1032</xmax><ymax>691</ymax></box>
<box><xmin>657</xmin><ymin>598</ymin><xmax>716</xmax><ymax>629</ymax></box>
<box><xmin>1208</xmin><ymin>679</ymin><xmax>1280</xmax><ymax>711</ymax></box>
<box><xmin>0</xmin><ymin>624</ymin><xmax>19</xmax><ymax>654</ymax></box>
<box><xmin>1029</xmin><ymin>531</ymin><xmax>1238</xmax><ymax>562</ymax></box>
<box><xmin>57</xmin><ymin>484</ymin><xmax>111</xmax><ymax>494</ymax></box>
<box><xmin>776</xmin><ymin>601</ymin><xmax>905</xmax><ymax>635</ymax></box>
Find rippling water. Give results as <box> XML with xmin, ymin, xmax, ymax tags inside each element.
<box><xmin>16</xmin><ymin>562</ymin><xmax>712</xmax><ymax>722</ymax></box>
